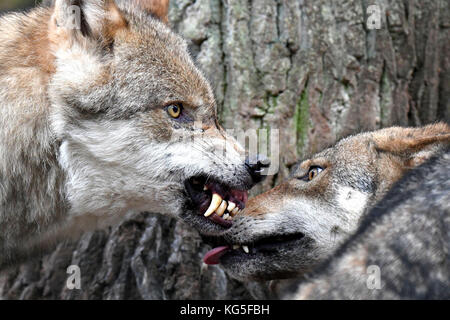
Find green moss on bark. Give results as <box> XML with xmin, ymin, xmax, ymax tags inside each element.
<box><xmin>294</xmin><ymin>89</ymin><xmax>310</xmax><ymax>156</ymax></box>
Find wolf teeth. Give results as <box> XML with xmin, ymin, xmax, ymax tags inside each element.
<box><xmin>203</xmin><ymin>194</ymin><xmax>243</xmax><ymax>221</ymax></box>
<box><xmin>232</xmin><ymin>245</ymin><xmax>249</xmax><ymax>253</ymax></box>
<box><xmin>216</xmin><ymin>200</ymin><xmax>227</xmax><ymax>216</ymax></box>
<box><xmin>227</xmin><ymin>202</ymin><xmax>236</xmax><ymax>212</ymax></box>
<box><xmin>204</xmin><ymin>193</ymin><xmax>222</xmax><ymax>217</ymax></box>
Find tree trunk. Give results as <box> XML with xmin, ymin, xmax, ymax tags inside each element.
<box><xmin>0</xmin><ymin>0</ymin><xmax>448</xmax><ymax>299</ymax></box>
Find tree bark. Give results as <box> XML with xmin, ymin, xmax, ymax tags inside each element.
<box><xmin>0</xmin><ymin>0</ymin><xmax>448</xmax><ymax>299</ymax></box>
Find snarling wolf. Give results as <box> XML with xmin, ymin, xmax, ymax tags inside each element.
<box><xmin>0</xmin><ymin>0</ymin><xmax>266</xmax><ymax>268</ymax></box>
<box><xmin>285</xmin><ymin>148</ymin><xmax>450</xmax><ymax>299</ymax></box>
<box><xmin>202</xmin><ymin>123</ymin><xmax>450</xmax><ymax>284</ymax></box>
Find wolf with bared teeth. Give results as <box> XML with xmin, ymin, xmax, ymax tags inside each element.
<box><xmin>202</xmin><ymin>123</ymin><xmax>450</xmax><ymax>293</ymax></box>
<box><xmin>0</xmin><ymin>0</ymin><xmax>266</xmax><ymax>268</ymax></box>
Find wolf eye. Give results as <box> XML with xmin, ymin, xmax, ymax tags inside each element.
<box><xmin>166</xmin><ymin>104</ymin><xmax>182</xmax><ymax>118</ymax></box>
<box><xmin>307</xmin><ymin>166</ymin><xmax>323</xmax><ymax>181</ymax></box>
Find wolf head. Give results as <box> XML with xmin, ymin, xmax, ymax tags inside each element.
<box><xmin>201</xmin><ymin>123</ymin><xmax>450</xmax><ymax>280</ymax></box>
<box><xmin>46</xmin><ymin>0</ymin><xmax>264</xmax><ymax>233</ymax></box>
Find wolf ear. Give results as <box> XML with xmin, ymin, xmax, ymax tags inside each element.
<box><xmin>50</xmin><ymin>0</ymin><xmax>127</xmax><ymax>44</ymax></box>
<box><xmin>128</xmin><ymin>0</ymin><xmax>170</xmax><ymax>24</ymax></box>
<box><xmin>373</xmin><ymin>123</ymin><xmax>450</xmax><ymax>167</ymax></box>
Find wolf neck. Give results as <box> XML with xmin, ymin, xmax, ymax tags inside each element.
<box><xmin>0</xmin><ymin>8</ymin><xmax>69</xmax><ymax>266</ymax></box>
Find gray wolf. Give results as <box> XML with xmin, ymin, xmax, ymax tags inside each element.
<box><xmin>0</xmin><ymin>0</ymin><xmax>265</xmax><ymax>268</ymax></box>
<box><xmin>286</xmin><ymin>148</ymin><xmax>449</xmax><ymax>299</ymax></box>
<box><xmin>201</xmin><ymin>123</ymin><xmax>449</xmax><ymax>285</ymax></box>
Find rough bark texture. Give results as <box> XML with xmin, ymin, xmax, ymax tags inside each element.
<box><xmin>0</xmin><ymin>0</ymin><xmax>448</xmax><ymax>300</ymax></box>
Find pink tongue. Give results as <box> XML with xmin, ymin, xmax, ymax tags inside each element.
<box><xmin>203</xmin><ymin>246</ymin><xmax>229</xmax><ymax>265</ymax></box>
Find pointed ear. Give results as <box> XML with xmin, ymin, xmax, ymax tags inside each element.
<box><xmin>50</xmin><ymin>0</ymin><xmax>127</xmax><ymax>45</ymax></box>
<box><xmin>373</xmin><ymin>123</ymin><xmax>450</xmax><ymax>167</ymax></box>
<box><xmin>129</xmin><ymin>0</ymin><xmax>170</xmax><ymax>24</ymax></box>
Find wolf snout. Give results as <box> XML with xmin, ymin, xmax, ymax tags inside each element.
<box><xmin>245</xmin><ymin>154</ymin><xmax>270</xmax><ymax>184</ymax></box>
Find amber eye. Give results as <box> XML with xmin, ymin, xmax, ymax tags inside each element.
<box><xmin>308</xmin><ymin>166</ymin><xmax>323</xmax><ymax>181</ymax></box>
<box><xmin>167</xmin><ymin>104</ymin><xmax>182</xmax><ymax>118</ymax></box>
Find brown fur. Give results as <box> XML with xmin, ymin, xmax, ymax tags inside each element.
<box><xmin>215</xmin><ymin>124</ymin><xmax>450</xmax><ymax>281</ymax></box>
<box><xmin>130</xmin><ymin>0</ymin><xmax>169</xmax><ymax>23</ymax></box>
<box><xmin>249</xmin><ymin>123</ymin><xmax>450</xmax><ymax>218</ymax></box>
<box><xmin>0</xmin><ymin>0</ymin><xmax>253</xmax><ymax>268</ymax></box>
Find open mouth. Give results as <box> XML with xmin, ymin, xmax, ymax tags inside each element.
<box><xmin>184</xmin><ymin>176</ymin><xmax>248</xmax><ymax>228</ymax></box>
<box><xmin>202</xmin><ymin>232</ymin><xmax>306</xmax><ymax>265</ymax></box>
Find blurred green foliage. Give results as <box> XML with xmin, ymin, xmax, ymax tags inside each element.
<box><xmin>0</xmin><ymin>0</ymin><xmax>42</xmax><ymax>12</ymax></box>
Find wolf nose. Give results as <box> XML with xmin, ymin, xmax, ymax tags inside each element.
<box><xmin>245</xmin><ymin>154</ymin><xmax>270</xmax><ymax>184</ymax></box>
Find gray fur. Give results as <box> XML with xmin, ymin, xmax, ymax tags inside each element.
<box><xmin>0</xmin><ymin>1</ymin><xmax>251</xmax><ymax>268</ymax></box>
<box><xmin>287</xmin><ymin>148</ymin><xmax>450</xmax><ymax>299</ymax></box>
<box><xmin>214</xmin><ymin>124</ymin><xmax>449</xmax><ymax>282</ymax></box>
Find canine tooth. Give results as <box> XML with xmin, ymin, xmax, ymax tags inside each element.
<box><xmin>242</xmin><ymin>246</ymin><xmax>249</xmax><ymax>254</ymax></box>
<box><xmin>227</xmin><ymin>202</ymin><xmax>236</xmax><ymax>212</ymax></box>
<box><xmin>203</xmin><ymin>185</ymin><xmax>208</xmax><ymax>191</ymax></box>
<box><xmin>204</xmin><ymin>193</ymin><xmax>222</xmax><ymax>217</ymax></box>
<box><xmin>216</xmin><ymin>200</ymin><xmax>227</xmax><ymax>216</ymax></box>
<box><xmin>233</xmin><ymin>245</ymin><xmax>240</xmax><ymax>250</ymax></box>
<box><xmin>231</xmin><ymin>207</ymin><xmax>239</xmax><ymax>216</ymax></box>
<box><xmin>223</xmin><ymin>213</ymin><xmax>230</xmax><ymax>220</ymax></box>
